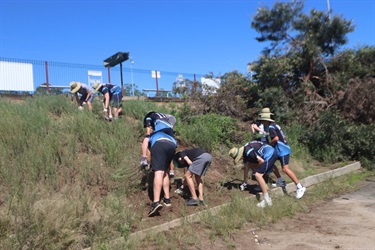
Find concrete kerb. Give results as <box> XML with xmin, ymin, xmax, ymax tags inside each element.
<box><xmin>108</xmin><ymin>162</ymin><xmax>363</xmax><ymax>247</ymax></box>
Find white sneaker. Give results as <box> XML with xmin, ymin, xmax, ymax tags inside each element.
<box><xmin>296</xmin><ymin>186</ymin><xmax>306</xmax><ymax>199</ymax></box>
<box><xmin>257</xmin><ymin>198</ymin><xmax>272</xmax><ymax>208</ymax></box>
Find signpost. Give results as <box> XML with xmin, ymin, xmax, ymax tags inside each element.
<box><xmin>151</xmin><ymin>70</ymin><xmax>161</xmax><ymax>96</ymax></box>
<box><xmin>104</xmin><ymin>52</ymin><xmax>129</xmax><ymax>95</ymax></box>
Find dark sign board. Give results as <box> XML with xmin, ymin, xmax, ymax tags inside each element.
<box><xmin>104</xmin><ymin>52</ymin><xmax>129</xmax><ymax>68</ymax></box>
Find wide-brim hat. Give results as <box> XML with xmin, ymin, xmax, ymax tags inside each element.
<box><xmin>229</xmin><ymin>146</ymin><xmax>244</xmax><ymax>164</ymax></box>
<box><xmin>70</xmin><ymin>81</ymin><xmax>81</xmax><ymax>93</ymax></box>
<box><xmin>257</xmin><ymin>112</ymin><xmax>275</xmax><ymax>122</ymax></box>
<box><xmin>92</xmin><ymin>83</ymin><xmax>103</xmax><ymax>93</ymax></box>
<box><xmin>260</xmin><ymin>107</ymin><xmax>274</xmax><ymax>115</ymax></box>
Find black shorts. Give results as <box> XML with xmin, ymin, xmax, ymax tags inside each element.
<box><xmin>150</xmin><ymin>140</ymin><xmax>176</xmax><ymax>171</ymax></box>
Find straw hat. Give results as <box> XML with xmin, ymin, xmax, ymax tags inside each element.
<box><xmin>257</xmin><ymin>112</ymin><xmax>275</xmax><ymax>122</ymax></box>
<box><xmin>70</xmin><ymin>81</ymin><xmax>81</xmax><ymax>93</ymax></box>
<box><xmin>92</xmin><ymin>83</ymin><xmax>103</xmax><ymax>93</ymax></box>
<box><xmin>260</xmin><ymin>107</ymin><xmax>273</xmax><ymax>115</ymax></box>
<box><xmin>229</xmin><ymin>146</ymin><xmax>244</xmax><ymax>164</ymax></box>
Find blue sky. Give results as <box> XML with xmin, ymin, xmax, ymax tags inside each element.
<box><xmin>1</xmin><ymin>0</ymin><xmax>374</xmax><ymax>83</ymax></box>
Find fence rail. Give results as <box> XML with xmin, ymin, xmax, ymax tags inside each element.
<box><xmin>0</xmin><ymin>57</ymin><xmax>204</xmax><ymax>97</ymax></box>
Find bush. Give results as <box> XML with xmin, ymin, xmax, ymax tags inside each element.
<box><xmin>300</xmin><ymin>108</ymin><xmax>375</xmax><ymax>169</ymax></box>
<box><xmin>176</xmin><ymin>113</ymin><xmax>238</xmax><ymax>151</ymax></box>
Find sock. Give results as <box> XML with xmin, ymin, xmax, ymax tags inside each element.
<box><xmin>264</xmin><ymin>193</ymin><xmax>270</xmax><ymax>200</ymax></box>
<box><xmin>296</xmin><ymin>183</ymin><xmax>303</xmax><ymax>189</ymax></box>
<box><xmin>170</xmin><ymin>170</ymin><xmax>174</xmax><ymax>175</ymax></box>
<box><xmin>277</xmin><ymin>177</ymin><xmax>284</xmax><ymax>182</ymax></box>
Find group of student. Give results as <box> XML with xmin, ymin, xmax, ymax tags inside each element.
<box><xmin>140</xmin><ymin>111</ymin><xmax>213</xmax><ymax>217</ymax></box>
<box><xmin>229</xmin><ymin>108</ymin><xmax>306</xmax><ymax>208</ymax></box>
<box><xmin>69</xmin><ymin>82</ymin><xmax>305</xmax><ymax>214</ymax></box>
<box><xmin>141</xmin><ymin>107</ymin><xmax>306</xmax><ymax>217</ymax></box>
<box><xmin>69</xmin><ymin>81</ymin><xmax>123</xmax><ymax>120</ymax></box>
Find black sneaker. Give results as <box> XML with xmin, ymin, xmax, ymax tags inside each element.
<box><xmin>186</xmin><ymin>198</ymin><xmax>198</xmax><ymax>206</ymax></box>
<box><xmin>199</xmin><ymin>200</ymin><xmax>205</xmax><ymax>206</ymax></box>
<box><xmin>163</xmin><ymin>198</ymin><xmax>171</xmax><ymax>207</ymax></box>
<box><xmin>148</xmin><ymin>202</ymin><xmax>163</xmax><ymax>217</ymax></box>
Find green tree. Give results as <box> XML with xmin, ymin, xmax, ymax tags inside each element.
<box><xmin>250</xmin><ymin>1</ymin><xmax>355</xmax><ymax>98</ymax></box>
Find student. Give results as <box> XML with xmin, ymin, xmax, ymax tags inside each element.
<box><xmin>140</xmin><ymin>112</ymin><xmax>176</xmax><ymax>179</ymax></box>
<box><xmin>147</xmin><ymin>130</ymin><xmax>177</xmax><ymax>217</ymax></box>
<box><xmin>174</xmin><ymin>148</ymin><xmax>212</xmax><ymax>206</ymax></box>
<box><xmin>257</xmin><ymin>111</ymin><xmax>306</xmax><ymax>199</ymax></box>
<box><xmin>92</xmin><ymin>83</ymin><xmax>123</xmax><ymax>119</ymax></box>
<box><xmin>70</xmin><ymin>81</ymin><xmax>93</xmax><ymax>111</ymax></box>
<box><xmin>253</xmin><ymin>108</ymin><xmax>286</xmax><ymax>190</ymax></box>
<box><xmin>229</xmin><ymin>140</ymin><xmax>278</xmax><ymax>207</ymax></box>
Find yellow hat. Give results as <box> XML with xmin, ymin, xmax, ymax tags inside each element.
<box><xmin>229</xmin><ymin>146</ymin><xmax>244</xmax><ymax>164</ymax></box>
<box><xmin>70</xmin><ymin>81</ymin><xmax>81</xmax><ymax>93</ymax></box>
<box><xmin>92</xmin><ymin>83</ymin><xmax>103</xmax><ymax>93</ymax></box>
<box><xmin>260</xmin><ymin>107</ymin><xmax>274</xmax><ymax>115</ymax></box>
<box><xmin>257</xmin><ymin>112</ymin><xmax>275</xmax><ymax>122</ymax></box>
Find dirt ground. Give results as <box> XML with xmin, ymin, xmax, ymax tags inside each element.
<box><xmin>195</xmin><ymin>177</ymin><xmax>375</xmax><ymax>250</ymax></box>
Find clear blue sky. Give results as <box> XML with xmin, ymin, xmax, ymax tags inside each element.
<box><xmin>1</xmin><ymin>0</ymin><xmax>374</xmax><ymax>77</ymax></box>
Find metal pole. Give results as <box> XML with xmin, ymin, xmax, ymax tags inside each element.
<box><xmin>327</xmin><ymin>0</ymin><xmax>331</xmax><ymax>19</ymax></box>
<box><xmin>45</xmin><ymin>61</ymin><xmax>50</xmax><ymax>94</ymax></box>
<box><xmin>156</xmin><ymin>71</ymin><xmax>159</xmax><ymax>97</ymax></box>
<box><xmin>131</xmin><ymin>59</ymin><xmax>134</xmax><ymax>96</ymax></box>
<box><xmin>107</xmin><ymin>67</ymin><xmax>111</xmax><ymax>83</ymax></box>
<box><xmin>120</xmin><ymin>62</ymin><xmax>124</xmax><ymax>96</ymax></box>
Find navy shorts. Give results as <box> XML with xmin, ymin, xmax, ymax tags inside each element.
<box><xmin>253</xmin><ymin>149</ymin><xmax>278</xmax><ymax>175</ymax></box>
<box><xmin>150</xmin><ymin>140</ymin><xmax>176</xmax><ymax>172</ymax></box>
<box><xmin>110</xmin><ymin>93</ymin><xmax>123</xmax><ymax>108</ymax></box>
<box><xmin>278</xmin><ymin>154</ymin><xmax>290</xmax><ymax>167</ymax></box>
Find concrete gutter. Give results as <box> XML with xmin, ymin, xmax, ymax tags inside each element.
<box><xmin>102</xmin><ymin>162</ymin><xmax>362</xmax><ymax>247</ymax></box>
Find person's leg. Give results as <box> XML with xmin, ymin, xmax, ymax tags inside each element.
<box><xmin>254</xmin><ymin>172</ymin><xmax>272</xmax><ymax>207</ymax></box>
<box><xmin>169</xmin><ymin>161</ymin><xmax>175</xmax><ymax>180</ymax></box>
<box><xmin>185</xmin><ymin>170</ymin><xmax>197</xmax><ymax>200</ymax></box>
<box><xmin>281</xmin><ymin>164</ymin><xmax>299</xmax><ymax>184</ymax></box>
<box><xmin>153</xmin><ymin>170</ymin><xmax>164</xmax><ymax>203</ymax></box>
<box><xmin>87</xmin><ymin>101</ymin><xmax>93</xmax><ymax>111</ymax></box>
<box><xmin>280</xmin><ymin>155</ymin><xmax>305</xmax><ymax>198</ymax></box>
<box><xmin>195</xmin><ymin>175</ymin><xmax>203</xmax><ymax>200</ymax></box>
<box><xmin>240</xmin><ymin>163</ymin><xmax>250</xmax><ymax>191</ymax></box>
<box><xmin>162</xmin><ymin>171</ymin><xmax>170</xmax><ymax>199</ymax></box>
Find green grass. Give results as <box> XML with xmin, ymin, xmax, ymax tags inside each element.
<box><xmin>0</xmin><ymin>95</ymin><xmax>369</xmax><ymax>249</ymax></box>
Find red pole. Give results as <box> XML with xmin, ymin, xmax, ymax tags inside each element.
<box><xmin>107</xmin><ymin>67</ymin><xmax>111</xmax><ymax>83</ymax></box>
<box><xmin>45</xmin><ymin>61</ymin><xmax>50</xmax><ymax>94</ymax></box>
<box><xmin>156</xmin><ymin>70</ymin><xmax>159</xmax><ymax>96</ymax></box>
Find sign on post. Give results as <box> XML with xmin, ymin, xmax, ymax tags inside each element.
<box><xmin>151</xmin><ymin>70</ymin><xmax>161</xmax><ymax>78</ymax></box>
<box><xmin>88</xmin><ymin>70</ymin><xmax>102</xmax><ymax>88</ymax></box>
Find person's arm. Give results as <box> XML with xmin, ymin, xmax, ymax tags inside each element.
<box><xmin>146</xmin><ymin>126</ymin><xmax>153</xmax><ymax>135</ymax></box>
<box><xmin>256</xmin><ymin>154</ymin><xmax>264</xmax><ymax>168</ymax></box>
<box><xmin>183</xmin><ymin>156</ymin><xmax>193</xmax><ymax>166</ymax></box>
<box><xmin>85</xmin><ymin>90</ymin><xmax>91</xmax><ymax>102</ymax></box>
<box><xmin>74</xmin><ymin>93</ymin><xmax>79</xmax><ymax>104</ymax></box>
<box><xmin>269</xmin><ymin>136</ymin><xmax>279</xmax><ymax>146</ymax></box>
<box><xmin>253</xmin><ymin>123</ymin><xmax>266</xmax><ymax>134</ymax></box>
